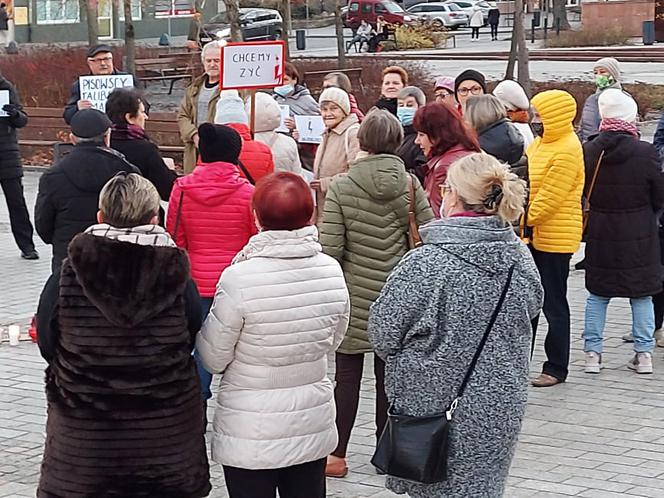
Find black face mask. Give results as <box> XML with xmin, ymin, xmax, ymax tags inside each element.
<box><xmin>531</xmin><ymin>122</ymin><xmax>544</xmax><ymax>138</ymax></box>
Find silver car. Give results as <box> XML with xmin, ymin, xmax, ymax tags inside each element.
<box><xmin>447</xmin><ymin>0</ymin><xmax>491</xmax><ymax>24</ymax></box>
<box><xmin>407</xmin><ymin>2</ymin><xmax>468</xmax><ymax>29</ymax></box>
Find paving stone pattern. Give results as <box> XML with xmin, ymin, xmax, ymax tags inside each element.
<box><xmin>1</xmin><ymin>172</ymin><xmax>664</xmax><ymax>497</ymax></box>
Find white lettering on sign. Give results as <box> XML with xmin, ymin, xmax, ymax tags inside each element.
<box><xmin>79</xmin><ymin>75</ymin><xmax>134</xmax><ymax>112</ymax></box>
<box><xmin>294</xmin><ymin>115</ymin><xmax>325</xmax><ymax>144</ymax></box>
<box><xmin>221</xmin><ymin>41</ymin><xmax>286</xmax><ymax>90</ymax></box>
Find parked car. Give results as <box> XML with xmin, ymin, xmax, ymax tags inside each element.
<box><xmin>448</xmin><ymin>0</ymin><xmax>490</xmax><ymax>24</ymax></box>
<box><xmin>200</xmin><ymin>8</ymin><xmax>283</xmax><ymax>44</ymax></box>
<box><xmin>407</xmin><ymin>2</ymin><xmax>468</xmax><ymax>29</ymax></box>
<box><xmin>346</xmin><ymin>0</ymin><xmax>416</xmax><ymax>31</ymax></box>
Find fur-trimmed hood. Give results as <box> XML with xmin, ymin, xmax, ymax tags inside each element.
<box><xmin>66</xmin><ymin>233</ymin><xmax>190</xmax><ymax>327</ymax></box>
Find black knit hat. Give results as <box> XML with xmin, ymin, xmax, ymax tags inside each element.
<box><xmin>198</xmin><ymin>123</ymin><xmax>242</xmax><ymax>165</ymax></box>
<box><xmin>454</xmin><ymin>69</ymin><xmax>487</xmax><ymax>101</ymax></box>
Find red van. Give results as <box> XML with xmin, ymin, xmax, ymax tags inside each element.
<box><xmin>346</xmin><ymin>0</ymin><xmax>415</xmax><ymax>30</ymax></box>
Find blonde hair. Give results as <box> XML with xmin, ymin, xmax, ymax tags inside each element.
<box><xmin>99</xmin><ymin>173</ymin><xmax>160</xmax><ymax>228</ymax></box>
<box><xmin>464</xmin><ymin>95</ymin><xmax>507</xmax><ymax>132</ymax></box>
<box><xmin>447</xmin><ymin>153</ymin><xmax>526</xmax><ymax>223</ymax></box>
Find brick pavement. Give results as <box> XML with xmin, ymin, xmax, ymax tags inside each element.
<box><xmin>1</xmin><ymin>171</ymin><xmax>664</xmax><ymax>498</ymax></box>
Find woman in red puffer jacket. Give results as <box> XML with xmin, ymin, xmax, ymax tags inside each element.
<box><xmin>167</xmin><ymin>123</ymin><xmax>257</xmax><ymax>399</ymax></box>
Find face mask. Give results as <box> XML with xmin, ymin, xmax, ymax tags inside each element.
<box><xmin>274</xmin><ymin>84</ymin><xmax>294</xmax><ymax>97</ymax></box>
<box><xmin>397</xmin><ymin>107</ymin><xmax>417</xmax><ymax>126</ymax></box>
<box><xmin>595</xmin><ymin>75</ymin><xmax>615</xmax><ymax>90</ymax></box>
<box><xmin>531</xmin><ymin>122</ymin><xmax>544</xmax><ymax>138</ymax></box>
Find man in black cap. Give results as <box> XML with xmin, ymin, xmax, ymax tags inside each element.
<box><xmin>35</xmin><ymin>109</ymin><xmax>140</xmax><ymax>272</ymax></box>
<box><xmin>63</xmin><ymin>44</ymin><xmax>135</xmax><ymax>125</ymax></box>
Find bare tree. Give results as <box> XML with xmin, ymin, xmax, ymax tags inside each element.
<box><xmin>504</xmin><ymin>0</ymin><xmax>529</xmax><ymax>96</ymax></box>
<box><xmin>123</xmin><ymin>0</ymin><xmax>136</xmax><ymax>74</ymax></box>
<box><xmin>278</xmin><ymin>0</ymin><xmax>292</xmax><ymax>58</ymax></box>
<box><xmin>81</xmin><ymin>0</ymin><xmax>99</xmax><ymax>46</ymax></box>
<box><xmin>222</xmin><ymin>0</ymin><xmax>242</xmax><ymax>42</ymax></box>
<box><xmin>552</xmin><ymin>0</ymin><xmax>570</xmax><ymax>31</ymax></box>
<box><xmin>334</xmin><ymin>0</ymin><xmax>346</xmax><ymax>68</ymax></box>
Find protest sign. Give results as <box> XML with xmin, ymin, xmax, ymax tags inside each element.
<box><xmin>0</xmin><ymin>91</ymin><xmax>9</xmax><ymax>118</ymax></box>
<box><xmin>79</xmin><ymin>75</ymin><xmax>134</xmax><ymax>112</ymax></box>
<box><xmin>276</xmin><ymin>105</ymin><xmax>290</xmax><ymax>133</ymax></box>
<box><xmin>220</xmin><ymin>41</ymin><xmax>286</xmax><ymax>90</ymax></box>
<box><xmin>295</xmin><ymin>115</ymin><xmax>325</xmax><ymax>144</ymax></box>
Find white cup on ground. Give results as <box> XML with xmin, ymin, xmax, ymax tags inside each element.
<box><xmin>8</xmin><ymin>325</ymin><xmax>20</xmax><ymax>346</ymax></box>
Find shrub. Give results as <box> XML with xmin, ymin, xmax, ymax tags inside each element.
<box><xmin>545</xmin><ymin>26</ymin><xmax>631</xmax><ymax>48</ymax></box>
<box><xmin>393</xmin><ymin>24</ymin><xmax>435</xmax><ymax>50</ymax></box>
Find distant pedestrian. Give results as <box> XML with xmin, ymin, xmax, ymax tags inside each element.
<box><xmin>469</xmin><ymin>6</ymin><xmax>484</xmax><ymax>40</ymax></box>
<box><xmin>582</xmin><ymin>89</ymin><xmax>664</xmax><ymax>375</ymax></box>
<box><xmin>413</xmin><ymin>102</ymin><xmax>481</xmax><ymax>216</ymax></box>
<box><xmin>369</xmin><ymin>153</ymin><xmax>542</xmax><ymax>498</ymax></box>
<box><xmin>323</xmin><ymin>71</ymin><xmax>365</xmax><ymax>122</ymax></box>
<box><xmin>196</xmin><ymin>172</ymin><xmax>350</xmax><ymax>498</ymax></box>
<box><xmin>368</xmin><ymin>16</ymin><xmax>389</xmax><ymax>52</ymax></box>
<box><xmin>433</xmin><ymin>76</ymin><xmax>455</xmax><ymax>104</ymax></box>
<box><xmin>579</xmin><ymin>57</ymin><xmax>623</xmax><ymax>143</ymax></box>
<box><xmin>493</xmin><ymin>79</ymin><xmax>535</xmax><ymax>149</ymax></box>
<box><xmin>0</xmin><ymin>3</ymin><xmax>9</xmax><ymax>48</ymax></box>
<box><xmin>396</xmin><ymin>86</ymin><xmax>428</xmax><ymax>183</ymax></box>
<box><xmin>524</xmin><ymin>90</ymin><xmax>584</xmax><ymax>388</ymax></box>
<box><xmin>488</xmin><ymin>3</ymin><xmax>500</xmax><ymax>40</ymax></box>
<box><xmin>0</xmin><ymin>72</ymin><xmax>38</xmax><ymax>260</ymax></box>
<box><xmin>320</xmin><ymin>109</ymin><xmax>434</xmax><ymax>479</ymax></box>
<box><xmin>454</xmin><ymin>69</ymin><xmax>487</xmax><ymax>113</ymax></box>
<box><xmin>374</xmin><ymin>66</ymin><xmax>408</xmax><ymax>116</ymax></box>
<box><xmin>36</xmin><ymin>172</ymin><xmax>211</xmax><ymax>498</ymax></box>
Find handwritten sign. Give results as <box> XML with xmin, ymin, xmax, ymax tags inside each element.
<box><xmin>295</xmin><ymin>115</ymin><xmax>325</xmax><ymax>144</ymax></box>
<box><xmin>79</xmin><ymin>74</ymin><xmax>134</xmax><ymax>112</ymax></box>
<box><xmin>221</xmin><ymin>41</ymin><xmax>286</xmax><ymax>90</ymax></box>
<box><xmin>0</xmin><ymin>91</ymin><xmax>9</xmax><ymax>118</ymax></box>
<box><xmin>276</xmin><ymin>105</ymin><xmax>290</xmax><ymax>133</ymax></box>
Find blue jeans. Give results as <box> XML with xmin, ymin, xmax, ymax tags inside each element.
<box><xmin>583</xmin><ymin>293</ymin><xmax>655</xmax><ymax>354</ymax></box>
<box><xmin>195</xmin><ymin>297</ymin><xmax>214</xmax><ymax>400</ymax></box>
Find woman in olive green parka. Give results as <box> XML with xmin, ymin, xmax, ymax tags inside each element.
<box><xmin>320</xmin><ymin>109</ymin><xmax>434</xmax><ymax>478</ymax></box>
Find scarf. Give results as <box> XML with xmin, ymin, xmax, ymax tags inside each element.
<box><xmin>507</xmin><ymin>110</ymin><xmax>530</xmax><ymax>124</ymax></box>
<box><xmin>85</xmin><ymin>224</ymin><xmax>176</xmax><ymax>247</ymax></box>
<box><xmin>112</xmin><ymin>123</ymin><xmax>150</xmax><ymax>141</ymax></box>
<box><xmin>599</xmin><ymin>118</ymin><xmax>639</xmax><ymax>138</ymax></box>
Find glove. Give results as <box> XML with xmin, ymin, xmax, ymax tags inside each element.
<box><xmin>2</xmin><ymin>104</ymin><xmax>20</xmax><ymax>117</ymax></box>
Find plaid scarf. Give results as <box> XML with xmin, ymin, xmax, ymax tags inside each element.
<box><xmin>112</xmin><ymin>123</ymin><xmax>150</xmax><ymax>141</ymax></box>
<box><xmin>599</xmin><ymin>118</ymin><xmax>639</xmax><ymax>138</ymax></box>
<box><xmin>85</xmin><ymin>224</ymin><xmax>176</xmax><ymax>247</ymax></box>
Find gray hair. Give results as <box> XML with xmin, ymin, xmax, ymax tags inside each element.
<box><xmin>73</xmin><ymin>129</ymin><xmax>110</xmax><ymax>145</ymax></box>
<box><xmin>99</xmin><ymin>173</ymin><xmax>160</xmax><ymax>228</ymax></box>
<box><xmin>463</xmin><ymin>95</ymin><xmax>507</xmax><ymax>132</ymax></box>
<box><xmin>201</xmin><ymin>40</ymin><xmax>225</xmax><ymax>62</ymax></box>
<box><xmin>358</xmin><ymin>108</ymin><xmax>404</xmax><ymax>155</ymax></box>
<box><xmin>323</xmin><ymin>72</ymin><xmax>352</xmax><ymax>93</ymax></box>
<box><xmin>397</xmin><ymin>86</ymin><xmax>426</xmax><ymax>107</ymax></box>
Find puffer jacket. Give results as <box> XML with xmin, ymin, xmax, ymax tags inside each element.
<box><xmin>524</xmin><ymin>90</ymin><xmax>584</xmax><ymax>254</ymax></box>
<box><xmin>578</xmin><ymin>82</ymin><xmax>622</xmax><ymax>143</ymax></box>
<box><xmin>0</xmin><ymin>77</ymin><xmax>27</xmax><ymax>181</ymax></box>
<box><xmin>478</xmin><ymin>117</ymin><xmax>524</xmax><ymax>166</ymax></box>
<box><xmin>320</xmin><ymin>153</ymin><xmax>434</xmax><ymax>354</ymax></box>
<box><xmin>423</xmin><ymin>144</ymin><xmax>477</xmax><ymax>217</ymax></box>
<box><xmin>251</xmin><ymin>93</ymin><xmax>302</xmax><ymax>175</ymax></box>
<box><xmin>166</xmin><ymin>161</ymin><xmax>256</xmax><ymax>297</ymax></box>
<box><xmin>196</xmin><ymin>227</ymin><xmax>350</xmax><ymax>469</ymax></box>
<box><xmin>227</xmin><ymin>122</ymin><xmax>274</xmax><ymax>184</ymax></box>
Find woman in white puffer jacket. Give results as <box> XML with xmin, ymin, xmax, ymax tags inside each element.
<box><xmin>196</xmin><ymin>171</ymin><xmax>350</xmax><ymax>498</ymax></box>
<box><xmin>247</xmin><ymin>92</ymin><xmax>303</xmax><ymax>175</ymax></box>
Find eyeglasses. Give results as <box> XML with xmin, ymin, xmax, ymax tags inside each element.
<box><xmin>88</xmin><ymin>56</ymin><xmax>113</xmax><ymax>64</ymax></box>
<box><xmin>457</xmin><ymin>86</ymin><xmax>483</xmax><ymax>97</ymax></box>
<box><xmin>435</xmin><ymin>91</ymin><xmax>452</xmax><ymax>100</ymax></box>
<box><xmin>440</xmin><ymin>183</ymin><xmax>452</xmax><ymax>198</ymax></box>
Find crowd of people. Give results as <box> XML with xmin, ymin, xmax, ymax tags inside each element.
<box><xmin>0</xmin><ymin>44</ymin><xmax>663</xmax><ymax>497</ymax></box>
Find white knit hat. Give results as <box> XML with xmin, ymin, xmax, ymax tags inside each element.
<box><xmin>214</xmin><ymin>89</ymin><xmax>249</xmax><ymax>125</ymax></box>
<box><xmin>318</xmin><ymin>87</ymin><xmax>350</xmax><ymax>115</ymax></box>
<box><xmin>493</xmin><ymin>80</ymin><xmax>530</xmax><ymax>112</ymax></box>
<box><xmin>598</xmin><ymin>89</ymin><xmax>638</xmax><ymax>123</ymax></box>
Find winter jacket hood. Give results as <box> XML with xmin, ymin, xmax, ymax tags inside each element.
<box><xmin>235</xmin><ymin>226</ymin><xmax>322</xmax><ymax>261</ymax></box>
<box><xmin>531</xmin><ymin>90</ymin><xmax>576</xmax><ymax>143</ymax></box>
<box><xmin>348</xmin><ymin>153</ymin><xmax>407</xmax><ymax>201</ymax></box>
<box><xmin>253</xmin><ymin>92</ymin><xmax>282</xmax><ymax>132</ymax></box>
<box><xmin>478</xmin><ymin>117</ymin><xmax>524</xmax><ymax>166</ymax></box>
<box><xmin>62</xmin><ymin>144</ymin><xmax>139</xmax><ymax>192</ymax></box>
<box><xmin>175</xmin><ymin>160</ymin><xmax>248</xmax><ymax>205</ymax></box>
<box><xmin>421</xmin><ymin>214</ymin><xmax>517</xmax><ymax>247</ymax></box>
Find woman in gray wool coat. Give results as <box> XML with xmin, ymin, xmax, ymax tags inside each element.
<box><xmin>368</xmin><ymin>153</ymin><xmax>543</xmax><ymax>498</ymax></box>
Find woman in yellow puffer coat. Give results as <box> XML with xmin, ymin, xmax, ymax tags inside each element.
<box><xmin>523</xmin><ymin>90</ymin><xmax>584</xmax><ymax>388</ymax></box>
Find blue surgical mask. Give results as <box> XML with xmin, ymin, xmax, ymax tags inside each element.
<box><xmin>274</xmin><ymin>84</ymin><xmax>294</xmax><ymax>97</ymax></box>
<box><xmin>397</xmin><ymin>106</ymin><xmax>417</xmax><ymax>126</ymax></box>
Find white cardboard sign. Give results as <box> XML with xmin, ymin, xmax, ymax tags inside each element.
<box><xmin>79</xmin><ymin>74</ymin><xmax>135</xmax><ymax>112</ymax></box>
<box><xmin>295</xmin><ymin>115</ymin><xmax>326</xmax><ymax>144</ymax></box>
<box><xmin>275</xmin><ymin>105</ymin><xmax>290</xmax><ymax>133</ymax></box>
<box><xmin>221</xmin><ymin>41</ymin><xmax>286</xmax><ymax>90</ymax></box>
<box><xmin>0</xmin><ymin>90</ymin><xmax>9</xmax><ymax>118</ymax></box>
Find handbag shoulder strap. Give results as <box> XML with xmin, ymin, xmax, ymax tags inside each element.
<box><xmin>407</xmin><ymin>173</ymin><xmax>416</xmax><ymax>215</ymax></box>
<box><xmin>237</xmin><ymin>159</ymin><xmax>256</xmax><ymax>185</ymax></box>
<box><xmin>447</xmin><ymin>263</ymin><xmax>516</xmax><ymax>418</ymax></box>
<box><xmin>172</xmin><ymin>189</ymin><xmax>185</xmax><ymax>238</ymax></box>
<box><xmin>584</xmin><ymin>150</ymin><xmax>605</xmax><ymax>210</ymax></box>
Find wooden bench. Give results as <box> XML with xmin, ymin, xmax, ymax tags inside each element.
<box><xmin>135</xmin><ymin>55</ymin><xmax>203</xmax><ymax>95</ymax></box>
<box><xmin>303</xmin><ymin>68</ymin><xmax>365</xmax><ymax>96</ymax></box>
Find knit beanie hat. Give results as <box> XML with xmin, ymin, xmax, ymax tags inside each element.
<box><xmin>598</xmin><ymin>89</ymin><xmax>638</xmax><ymax>123</ymax></box>
<box><xmin>434</xmin><ymin>76</ymin><xmax>455</xmax><ymax>93</ymax></box>
<box><xmin>319</xmin><ymin>87</ymin><xmax>351</xmax><ymax>115</ymax></box>
<box><xmin>214</xmin><ymin>90</ymin><xmax>249</xmax><ymax>126</ymax></box>
<box><xmin>197</xmin><ymin>123</ymin><xmax>243</xmax><ymax>164</ymax></box>
<box><xmin>454</xmin><ymin>69</ymin><xmax>487</xmax><ymax>98</ymax></box>
<box><xmin>493</xmin><ymin>80</ymin><xmax>530</xmax><ymax>111</ymax></box>
<box><xmin>594</xmin><ymin>57</ymin><xmax>621</xmax><ymax>83</ymax></box>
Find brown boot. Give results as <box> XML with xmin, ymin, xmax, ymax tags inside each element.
<box><xmin>531</xmin><ymin>373</ymin><xmax>564</xmax><ymax>388</ymax></box>
<box><xmin>325</xmin><ymin>455</ymin><xmax>348</xmax><ymax>478</ymax></box>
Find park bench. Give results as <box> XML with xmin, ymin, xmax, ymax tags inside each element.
<box><xmin>303</xmin><ymin>68</ymin><xmax>365</xmax><ymax>96</ymax></box>
<box><xmin>135</xmin><ymin>55</ymin><xmax>203</xmax><ymax>95</ymax></box>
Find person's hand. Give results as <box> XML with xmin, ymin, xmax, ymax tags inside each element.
<box><xmin>163</xmin><ymin>157</ymin><xmax>176</xmax><ymax>170</ymax></box>
<box><xmin>77</xmin><ymin>100</ymin><xmax>93</xmax><ymax>111</ymax></box>
<box><xmin>310</xmin><ymin>180</ymin><xmax>321</xmax><ymax>191</ymax></box>
<box><xmin>2</xmin><ymin>104</ymin><xmax>20</xmax><ymax>117</ymax></box>
<box><xmin>292</xmin><ymin>129</ymin><xmax>300</xmax><ymax>142</ymax></box>
<box><xmin>284</xmin><ymin>117</ymin><xmax>295</xmax><ymax>130</ymax></box>
<box><xmin>193</xmin><ymin>133</ymin><xmax>199</xmax><ymax>147</ymax></box>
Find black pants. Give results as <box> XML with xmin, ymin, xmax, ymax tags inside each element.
<box><xmin>471</xmin><ymin>27</ymin><xmax>480</xmax><ymax>39</ymax></box>
<box><xmin>530</xmin><ymin>248</ymin><xmax>572</xmax><ymax>381</ymax></box>
<box><xmin>490</xmin><ymin>23</ymin><xmax>498</xmax><ymax>39</ymax></box>
<box><xmin>368</xmin><ymin>33</ymin><xmax>387</xmax><ymax>52</ymax></box>
<box><xmin>654</xmin><ymin>287</ymin><xmax>664</xmax><ymax>330</ymax></box>
<box><xmin>0</xmin><ymin>177</ymin><xmax>35</xmax><ymax>253</ymax></box>
<box><xmin>332</xmin><ymin>352</ymin><xmax>387</xmax><ymax>458</ymax></box>
<box><xmin>223</xmin><ymin>458</ymin><xmax>326</xmax><ymax>498</ymax></box>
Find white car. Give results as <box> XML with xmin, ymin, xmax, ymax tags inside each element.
<box><xmin>447</xmin><ymin>0</ymin><xmax>490</xmax><ymax>24</ymax></box>
<box><xmin>407</xmin><ymin>2</ymin><xmax>469</xmax><ymax>29</ymax></box>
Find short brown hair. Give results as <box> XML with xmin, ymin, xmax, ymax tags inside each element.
<box><xmin>383</xmin><ymin>66</ymin><xmax>409</xmax><ymax>86</ymax></box>
<box><xmin>358</xmin><ymin>109</ymin><xmax>404</xmax><ymax>155</ymax></box>
<box><xmin>99</xmin><ymin>173</ymin><xmax>160</xmax><ymax>228</ymax></box>
<box><xmin>284</xmin><ymin>62</ymin><xmax>300</xmax><ymax>84</ymax></box>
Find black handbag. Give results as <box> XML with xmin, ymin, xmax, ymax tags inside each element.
<box><xmin>371</xmin><ymin>263</ymin><xmax>516</xmax><ymax>484</ymax></box>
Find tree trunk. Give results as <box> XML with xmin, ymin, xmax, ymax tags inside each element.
<box><xmin>81</xmin><ymin>0</ymin><xmax>99</xmax><ymax>46</ymax></box>
<box><xmin>123</xmin><ymin>0</ymin><xmax>135</xmax><ymax>74</ymax></box>
<box><xmin>552</xmin><ymin>0</ymin><xmax>570</xmax><ymax>31</ymax></box>
<box><xmin>334</xmin><ymin>0</ymin><xmax>346</xmax><ymax>68</ymax></box>
<box><xmin>279</xmin><ymin>0</ymin><xmax>292</xmax><ymax>58</ymax></box>
<box><xmin>516</xmin><ymin>0</ymin><xmax>530</xmax><ymax>97</ymax></box>
<box><xmin>505</xmin><ymin>12</ymin><xmax>518</xmax><ymax>80</ymax></box>
<box><xmin>223</xmin><ymin>0</ymin><xmax>242</xmax><ymax>42</ymax></box>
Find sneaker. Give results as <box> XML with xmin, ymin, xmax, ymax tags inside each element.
<box><xmin>21</xmin><ymin>250</ymin><xmax>39</xmax><ymax>260</ymax></box>
<box><xmin>585</xmin><ymin>352</ymin><xmax>602</xmax><ymax>374</ymax></box>
<box><xmin>655</xmin><ymin>329</ymin><xmax>664</xmax><ymax>348</ymax></box>
<box><xmin>627</xmin><ymin>353</ymin><xmax>653</xmax><ymax>374</ymax></box>
<box><xmin>622</xmin><ymin>332</ymin><xmax>634</xmax><ymax>342</ymax></box>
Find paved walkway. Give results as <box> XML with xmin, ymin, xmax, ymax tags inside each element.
<box><xmin>1</xmin><ymin>172</ymin><xmax>664</xmax><ymax>497</ymax></box>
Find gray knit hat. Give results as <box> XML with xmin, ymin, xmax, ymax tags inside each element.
<box><xmin>594</xmin><ymin>57</ymin><xmax>621</xmax><ymax>82</ymax></box>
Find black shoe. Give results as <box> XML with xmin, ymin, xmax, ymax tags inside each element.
<box><xmin>21</xmin><ymin>250</ymin><xmax>39</xmax><ymax>260</ymax></box>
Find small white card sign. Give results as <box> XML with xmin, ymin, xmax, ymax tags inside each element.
<box><xmin>275</xmin><ymin>105</ymin><xmax>290</xmax><ymax>133</ymax></box>
<box><xmin>221</xmin><ymin>41</ymin><xmax>286</xmax><ymax>90</ymax></box>
<box><xmin>295</xmin><ymin>115</ymin><xmax>326</xmax><ymax>144</ymax></box>
<box><xmin>0</xmin><ymin>90</ymin><xmax>10</xmax><ymax>118</ymax></box>
<box><xmin>79</xmin><ymin>74</ymin><xmax>135</xmax><ymax>112</ymax></box>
